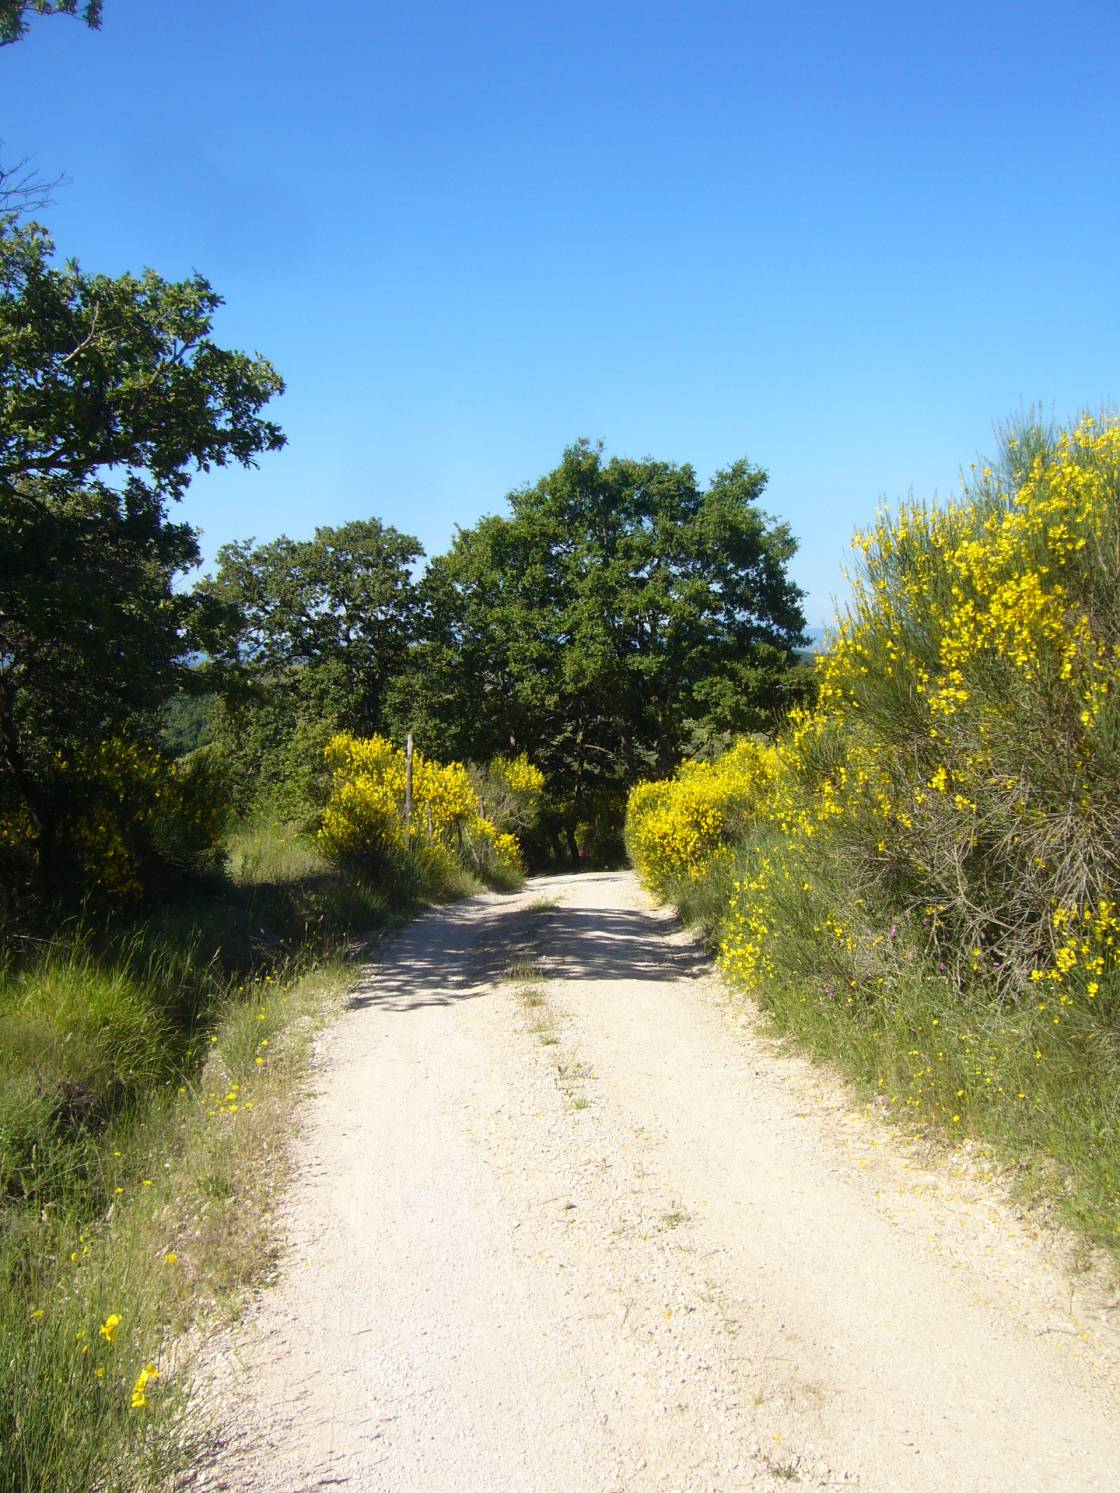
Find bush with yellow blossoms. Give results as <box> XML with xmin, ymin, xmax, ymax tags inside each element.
<box><xmin>626</xmin><ymin>418</ymin><xmax>1120</xmax><ymax>1252</ymax></box>
<box><xmin>626</xmin><ymin>738</ymin><xmax>779</xmax><ymax>897</ymax></box>
<box><xmin>317</xmin><ymin>733</ymin><xmax>525</xmax><ymax>892</ymax></box>
<box><xmin>473</xmin><ymin>753</ymin><xmax>546</xmax><ymax>836</ymax></box>
<box><xmin>0</xmin><ymin>738</ymin><xmax>230</xmax><ymax>908</ymax></box>
<box><xmin>688</xmin><ymin>416</ymin><xmax>1120</xmax><ymax>1003</ymax></box>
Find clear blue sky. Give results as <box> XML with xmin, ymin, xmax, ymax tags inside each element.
<box><xmin>5</xmin><ymin>0</ymin><xmax>1118</xmax><ymax>628</ymax></box>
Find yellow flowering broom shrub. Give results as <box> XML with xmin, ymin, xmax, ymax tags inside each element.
<box><xmin>687</xmin><ymin>417</ymin><xmax>1120</xmax><ymax>1000</ymax></box>
<box><xmin>318</xmin><ymin>734</ymin><xmax>523</xmax><ymax>891</ymax></box>
<box><xmin>0</xmin><ymin>740</ymin><xmax>230</xmax><ymax>908</ymax></box>
<box><xmin>626</xmin><ymin>417</ymin><xmax>1120</xmax><ymax>1250</ymax></box>
<box><xmin>484</xmin><ymin>754</ymin><xmax>546</xmax><ymax>832</ymax></box>
<box><xmin>626</xmin><ymin>738</ymin><xmax>779</xmax><ymax>897</ymax></box>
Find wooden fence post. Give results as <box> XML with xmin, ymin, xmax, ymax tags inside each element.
<box><xmin>404</xmin><ymin>732</ymin><xmax>414</xmax><ymax>833</ymax></box>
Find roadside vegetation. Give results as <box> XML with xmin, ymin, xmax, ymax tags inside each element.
<box><xmin>14</xmin><ymin>10</ymin><xmax>1117</xmax><ymax>1486</ymax></box>
<box><xmin>0</xmin><ymin>744</ymin><xmax>552</xmax><ymax>1491</ymax></box>
<box><xmin>2</xmin><ymin>13</ymin><xmax>806</xmax><ymax>1474</ymax></box>
<box><xmin>0</xmin><ymin>825</ymin><xmax>397</xmax><ymax>1493</ymax></box>
<box><xmin>627</xmin><ymin>416</ymin><xmax>1120</xmax><ymax>1263</ymax></box>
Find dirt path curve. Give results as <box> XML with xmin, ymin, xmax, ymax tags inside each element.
<box><xmin>189</xmin><ymin>871</ymin><xmax>1120</xmax><ymax>1492</ymax></box>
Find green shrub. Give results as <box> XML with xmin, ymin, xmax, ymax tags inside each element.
<box><xmin>627</xmin><ymin>415</ymin><xmax>1120</xmax><ymax>1256</ymax></box>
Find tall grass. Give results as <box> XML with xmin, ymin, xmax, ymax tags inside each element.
<box><xmin>0</xmin><ymin>818</ymin><xmax>402</xmax><ymax>1491</ymax></box>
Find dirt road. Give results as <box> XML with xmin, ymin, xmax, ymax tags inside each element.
<box><xmin>191</xmin><ymin>871</ymin><xmax>1120</xmax><ymax>1491</ymax></box>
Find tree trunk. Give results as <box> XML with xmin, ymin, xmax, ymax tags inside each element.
<box><xmin>0</xmin><ymin>675</ymin><xmax>58</xmax><ymax>898</ymax></box>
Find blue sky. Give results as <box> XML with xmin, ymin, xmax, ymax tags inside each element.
<box><xmin>4</xmin><ymin>0</ymin><xmax>1118</xmax><ymax>628</ymax></box>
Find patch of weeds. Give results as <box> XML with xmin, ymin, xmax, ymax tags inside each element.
<box><xmin>761</xmin><ymin>1454</ymin><xmax>802</xmax><ymax>1482</ymax></box>
<box><xmin>556</xmin><ymin>1059</ymin><xmax>593</xmax><ymax>1110</ymax></box>
<box><xmin>196</xmin><ymin>1171</ymin><xmax>233</xmax><ymax>1200</ymax></box>
<box><xmin>661</xmin><ymin>1208</ymin><xmax>689</xmax><ymax>1229</ymax></box>
<box><xmin>507</xmin><ymin>959</ymin><xmax>548</xmax><ymax>983</ymax></box>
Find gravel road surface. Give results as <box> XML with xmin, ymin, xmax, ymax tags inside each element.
<box><xmin>189</xmin><ymin>870</ymin><xmax>1120</xmax><ymax>1491</ymax></box>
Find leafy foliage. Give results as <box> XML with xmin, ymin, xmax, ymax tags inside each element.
<box><xmin>0</xmin><ymin>220</ymin><xmax>283</xmax><ymax>899</ymax></box>
<box><xmin>389</xmin><ymin>440</ymin><xmax>806</xmax><ymax>853</ymax></box>
<box><xmin>201</xmin><ymin>521</ymin><xmax>422</xmax><ymax>813</ymax></box>
<box><xmin>160</xmin><ymin>691</ymin><xmax>216</xmax><ymax>758</ymax></box>
<box><xmin>627</xmin><ymin>416</ymin><xmax>1120</xmax><ymax>1254</ymax></box>
<box><xmin>0</xmin><ymin>0</ymin><xmax>100</xmax><ymax>46</ymax></box>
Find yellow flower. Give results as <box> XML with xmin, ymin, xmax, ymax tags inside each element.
<box><xmin>130</xmin><ymin>1362</ymin><xmax>159</xmax><ymax>1410</ymax></box>
<box><xmin>99</xmin><ymin>1313</ymin><xmax>122</xmax><ymax>1343</ymax></box>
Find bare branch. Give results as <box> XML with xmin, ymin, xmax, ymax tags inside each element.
<box><xmin>60</xmin><ymin>299</ymin><xmax>100</xmax><ymax>362</ymax></box>
<box><xmin>0</xmin><ymin>145</ymin><xmax>66</xmax><ymax>220</ymax></box>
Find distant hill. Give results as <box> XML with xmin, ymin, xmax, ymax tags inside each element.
<box><xmin>795</xmin><ymin>626</ymin><xmax>830</xmax><ymax>661</ymax></box>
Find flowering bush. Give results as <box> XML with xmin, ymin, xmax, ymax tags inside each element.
<box><xmin>626</xmin><ymin>739</ymin><xmax>778</xmax><ymax>896</ymax></box>
<box><xmin>317</xmin><ymin>734</ymin><xmax>523</xmax><ymax>888</ymax></box>
<box><xmin>625</xmin><ymin>419</ymin><xmax>1120</xmax><ymax>1244</ymax></box>
<box><xmin>0</xmin><ymin>739</ymin><xmax>230</xmax><ymax>907</ymax></box>
<box><xmin>473</xmin><ymin>754</ymin><xmax>545</xmax><ymax>837</ymax></box>
<box><xmin>688</xmin><ymin>417</ymin><xmax>1120</xmax><ymax>1001</ymax></box>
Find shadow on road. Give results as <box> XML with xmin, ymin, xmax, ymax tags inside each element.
<box><xmin>346</xmin><ymin>872</ymin><xmax>706</xmax><ymax>1015</ymax></box>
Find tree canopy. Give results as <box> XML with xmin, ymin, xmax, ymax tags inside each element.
<box><xmin>389</xmin><ymin>441</ymin><xmax>807</xmax><ymax>851</ymax></box>
<box><xmin>0</xmin><ymin>219</ymin><xmax>284</xmax><ymax>894</ymax></box>
<box><xmin>0</xmin><ymin>0</ymin><xmax>101</xmax><ymax>45</ymax></box>
<box><xmin>203</xmin><ymin>519</ymin><xmax>422</xmax><ymax>731</ymax></box>
<box><xmin>199</xmin><ymin>520</ymin><xmax>423</xmax><ymax>811</ymax></box>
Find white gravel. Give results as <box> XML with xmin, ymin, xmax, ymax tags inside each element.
<box><xmin>186</xmin><ymin>870</ymin><xmax>1120</xmax><ymax>1491</ymax></box>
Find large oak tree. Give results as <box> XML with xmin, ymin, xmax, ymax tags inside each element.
<box><xmin>389</xmin><ymin>441</ymin><xmax>807</xmax><ymax>853</ymax></box>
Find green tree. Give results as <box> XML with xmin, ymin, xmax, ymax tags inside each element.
<box><xmin>0</xmin><ymin>0</ymin><xmax>101</xmax><ymax>45</ymax></box>
<box><xmin>200</xmin><ymin>520</ymin><xmax>423</xmax><ymax>813</ymax></box>
<box><xmin>0</xmin><ymin>219</ymin><xmax>284</xmax><ymax>896</ymax></box>
<box><xmin>389</xmin><ymin>441</ymin><xmax>806</xmax><ymax>856</ymax></box>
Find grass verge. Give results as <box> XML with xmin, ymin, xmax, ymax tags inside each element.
<box><xmin>0</xmin><ymin>818</ymin><xmax>417</xmax><ymax>1492</ymax></box>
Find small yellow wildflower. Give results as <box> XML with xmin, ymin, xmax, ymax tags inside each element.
<box><xmin>130</xmin><ymin>1362</ymin><xmax>159</xmax><ymax>1410</ymax></box>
